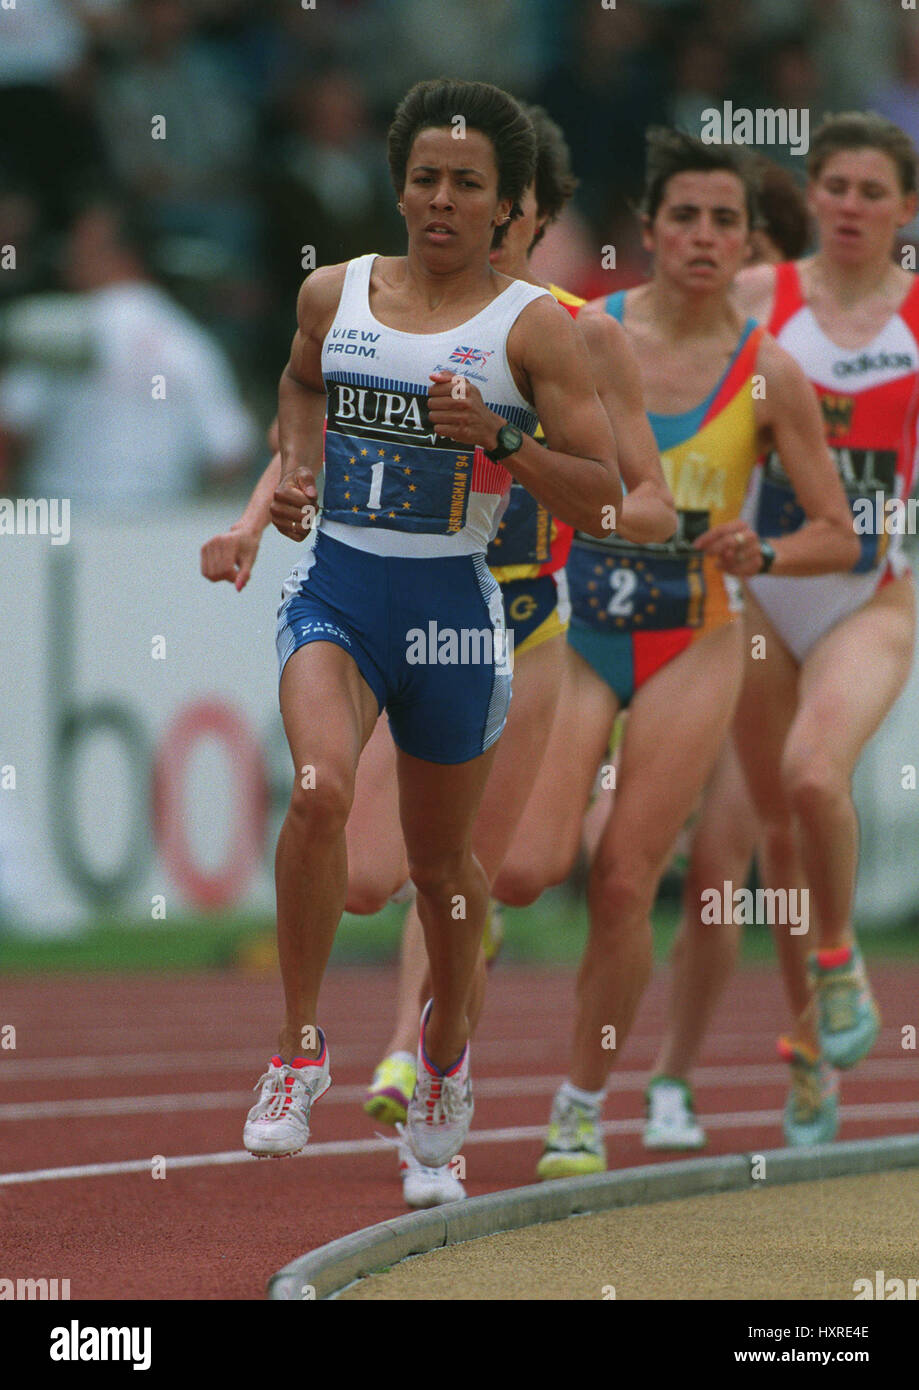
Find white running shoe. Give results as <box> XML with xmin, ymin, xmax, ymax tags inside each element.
<box><xmin>405</xmin><ymin>1001</ymin><xmax>473</xmax><ymax>1168</ymax></box>
<box><xmin>395</xmin><ymin>1124</ymin><xmax>467</xmax><ymax>1208</ymax></box>
<box><xmin>243</xmin><ymin>1036</ymin><xmax>331</xmax><ymax>1157</ymax></box>
<box><xmin>642</xmin><ymin>1076</ymin><xmax>705</xmax><ymax>1150</ymax></box>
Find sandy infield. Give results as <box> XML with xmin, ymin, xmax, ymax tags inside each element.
<box><xmin>339</xmin><ymin>1169</ymin><xmax>919</xmax><ymax>1300</ymax></box>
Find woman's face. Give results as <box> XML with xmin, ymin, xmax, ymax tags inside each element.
<box><xmin>808</xmin><ymin>147</ymin><xmax>916</xmax><ymax>265</ymax></box>
<box><xmin>400</xmin><ymin>126</ymin><xmax>513</xmax><ymax>268</ymax></box>
<box><xmin>644</xmin><ymin>168</ymin><xmax>752</xmax><ymax>294</ymax></box>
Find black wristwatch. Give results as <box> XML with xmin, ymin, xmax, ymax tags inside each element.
<box><xmin>487</xmin><ymin>424</ymin><xmax>524</xmax><ymax>462</ymax></box>
<box><xmin>758</xmin><ymin>539</ymin><xmax>777</xmax><ymax>574</ymax></box>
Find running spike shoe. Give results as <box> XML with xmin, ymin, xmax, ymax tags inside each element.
<box><xmin>395</xmin><ymin>1124</ymin><xmax>467</xmax><ymax>1208</ymax></box>
<box><xmin>363</xmin><ymin>1052</ymin><xmax>417</xmax><ymax>1126</ymax></box>
<box><xmin>642</xmin><ymin>1075</ymin><xmax>706</xmax><ymax>1150</ymax></box>
<box><xmin>778</xmin><ymin>1037</ymin><xmax>839</xmax><ymax>1147</ymax></box>
<box><xmin>405</xmin><ymin>1001</ymin><xmax>473</xmax><ymax>1168</ymax></box>
<box><xmin>536</xmin><ymin>1088</ymin><xmax>606</xmax><ymax>1180</ymax></box>
<box><xmin>243</xmin><ymin>1037</ymin><xmax>331</xmax><ymax>1157</ymax></box>
<box><xmin>811</xmin><ymin>945</ymin><xmax>880</xmax><ymax>1069</ymax></box>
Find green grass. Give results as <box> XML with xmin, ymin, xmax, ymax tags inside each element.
<box><xmin>498</xmin><ymin>894</ymin><xmax>919</xmax><ymax>965</ymax></box>
<box><xmin>1</xmin><ymin>889</ymin><xmax>916</xmax><ymax>974</ymax></box>
<box><xmin>0</xmin><ymin>914</ymin><xmax>270</xmax><ymax>973</ymax></box>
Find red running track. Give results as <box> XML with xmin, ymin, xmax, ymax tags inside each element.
<box><xmin>0</xmin><ymin>962</ymin><xmax>917</xmax><ymax>1300</ymax></box>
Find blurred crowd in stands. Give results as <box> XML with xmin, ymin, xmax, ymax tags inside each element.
<box><xmin>0</xmin><ymin>0</ymin><xmax>915</xmax><ymax>503</ymax></box>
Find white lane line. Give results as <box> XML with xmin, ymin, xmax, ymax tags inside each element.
<box><xmin>1</xmin><ymin>1057</ymin><xmax>914</xmax><ymax>1123</ymax></box>
<box><xmin>0</xmin><ymin>1142</ymin><xmax>388</xmax><ymax>1186</ymax></box>
<box><xmin>0</xmin><ymin>1101</ymin><xmax>916</xmax><ymax>1187</ymax></box>
<box><xmin>0</xmin><ymin>1050</ymin><xmax>271</xmax><ymax>1080</ymax></box>
<box><xmin>0</xmin><ymin>1029</ymin><xmax>858</xmax><ymax>1081</ymax></box>
<box><xmin>0</xmin><ymin>1091</ymin><xmax>254</xmax><ymax>1120</ymax></box>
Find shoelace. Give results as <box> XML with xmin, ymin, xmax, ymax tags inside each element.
<box><xmin>554</xmin><ymin>1098</ymin><xmax>597</xmax><ymax>1148</ymax></box>
<box><xmin>379</xmin><ymin>1123</ymin><xmax>409</xmax><ymax>1162</ymax></box>
<box><xmin>789</xmin><ymin>1060</ymin><xmax>824</xmax><ymax>1121</ymax></box>
<box><xmin>417</xmin><ymin>1066</ymin><xmax>468</xmax><ymax>1126</ymax></box>
<box><xmin>438</xmin><ymin>1074</ymin><xmax>468</xmax><ymax>1124</ymax></box>
<box><xmin>424</xmin><ymin>1073</ymin><xmax>443</xmax><ymax>1121</ymax></box>
<box><xmin>252</xmin><ymin>1065</ymin><xmax>311</xmax><ymax>1121</ymax></box>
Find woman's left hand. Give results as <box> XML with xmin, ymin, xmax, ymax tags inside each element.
<box><xmin>427</xmin><ymin>371</ymin><xmax>505</xmax><ymax>451</ymax></box>
<box><xmin>694</xmin><ymin>521</ymin><xmax>765</xmax><ymax>576</ymax></box>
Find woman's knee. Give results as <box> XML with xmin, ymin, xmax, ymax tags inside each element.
<box><xmin>782</xmin><ymin>745</ymin><xmax>847</xmax><ymax>823</ymax></box>
<box><xmin>344</xmin><ymin>874</ymin><xmax>399</xmax><ymax>916</ymax></box>
<box><xmin>588</xmin><ymin>857</ymin><xmax>657</xmax><ymax>931</ymax></box>
<box><xmin>286</xmin><ymin>766</ymin><xmax>354</xmax><ymax>842</ymax></box>
<box><xmin>407</xmin><ymin>848</ymin><xmax>474</xmax><ymax>903</ymax></box>
<box><xmin>493</xmin><ymin>840</ymin><xmax>575</xmax><ymax>906</ymax></box>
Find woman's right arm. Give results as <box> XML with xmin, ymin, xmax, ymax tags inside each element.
<box><xmin>577</xmin><ymin>310</ymin><xmax>677</xmax><ymax>544</ymax></box>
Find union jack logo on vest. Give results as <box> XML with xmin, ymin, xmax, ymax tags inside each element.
<box><xmin>449</xmin><ymin>345</ymin><xmax>495</xmax><ymax>366</ymax></box>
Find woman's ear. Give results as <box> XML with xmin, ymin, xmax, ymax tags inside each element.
<box><xmin>495</xmin><ymin>196</ymin><xmax>514</xmax><ymax>227</ymax></box>
<box><xmin>897</xmin><ymin>191</ymin><xmax>918</xmax><ymax>230</ymax></box>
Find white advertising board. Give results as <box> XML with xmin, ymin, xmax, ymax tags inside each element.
<box><xmin>0</xmin><ymin>509</ymin><xmax>917</xmax><ymax>930</ymax></box>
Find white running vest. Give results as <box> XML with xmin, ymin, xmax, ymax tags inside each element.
<box><xmin>318</xmin><ymin>253</ymin><xmax>547</xmax><ymax>558</ymax></box>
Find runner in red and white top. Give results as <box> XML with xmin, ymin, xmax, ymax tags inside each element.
<box><xmin>743</xmin><ymin>256</ymin><xmax>919</xmax><ymax>659</ymax></box>
<box><xmin>719</xmin><ymin>114</ymin><xmax>917</xmax><ymax>1135</ymax></box>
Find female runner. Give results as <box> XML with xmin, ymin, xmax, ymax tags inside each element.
<box><xmin>496</xmin><ymin>128</ymin><xmax>858</xmax><ymax>1178</ymax></box>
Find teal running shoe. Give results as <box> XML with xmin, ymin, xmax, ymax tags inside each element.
<box><xmin>778</xmin><ymin>1037</ymin><xmax>839</xmax><ymax>1146</ymax></box>
<box><xmin>811</xmin><ymin>946</ymin><xmax>880</xmax><ymax>1070</ymax></box>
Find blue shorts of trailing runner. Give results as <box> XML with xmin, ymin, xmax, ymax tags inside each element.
<box><xmin>498</xmin><ymin>572</ymin><xmax>569</xmax><ymax>657</ymax></box>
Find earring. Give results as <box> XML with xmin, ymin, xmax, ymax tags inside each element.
<box><xmin>397</xmin><ymin>202</ymin><xmax>405</xmax><ymax>213</ymax></box>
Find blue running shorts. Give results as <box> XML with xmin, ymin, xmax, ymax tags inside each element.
<box><xmin>276</xmin><ymin>530</ymin><xmax>511</xmax><ymax>764</ymax></box>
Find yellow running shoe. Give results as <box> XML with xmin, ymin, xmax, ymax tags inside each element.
<box><xmin>537</xmin><ymin>1087</ymin><xmax>606</xmax><ymax>1180</ymax></box>
<box><xmin>364</xmin><ymin>1052</ymin><xmax>417</xmax><ymax>1126</ymax></box>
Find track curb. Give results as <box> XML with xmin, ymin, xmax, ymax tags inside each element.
<box><xmin>267</xmin><ymin>1133</ymin><xmax>919</xmax><ymax>1300</ymax></box>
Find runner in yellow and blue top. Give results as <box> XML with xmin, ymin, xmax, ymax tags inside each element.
<box><xmin>565</xmin><ymin>292</ymin><xmax>765</xmax><ymax>699</ymax></box>
<box><xmin>225</xmin><ymin>80</ymin><xmax>621</xmax><ymax>1176</ymax></box>
<box><xmin>493</xmin><ymin>127</ymin><xmax>859</xmax><ymax>1182</ymax></box>
<box><xmin>642</xmin><ymin>156</ymin><xmax>815</xmax><ymax>1152</ymax></box>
